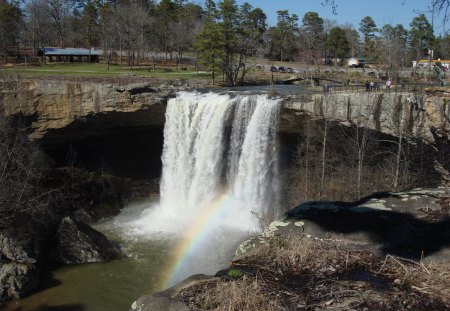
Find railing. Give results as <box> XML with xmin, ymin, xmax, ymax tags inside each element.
<box><xmin>323</xmin><ymin>83</ymin><xmax>439</xmax><ymax>93</ymax></box>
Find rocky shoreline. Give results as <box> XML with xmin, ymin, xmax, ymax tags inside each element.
<box><xmin>0</xmin><ymin>167</ymin><xmax>131</xmax><ymax>305</ymax></box>
<box><xmin>131</xmin><ymin>188</ymin><xmax>450</xmax><ymax>311</ymax></box>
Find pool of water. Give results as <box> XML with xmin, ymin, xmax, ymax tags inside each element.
<box><xmin>222</xmin><ymin>84</ymin><xmax>308</xmax><ymax>94</ymax></box>
<box><xmin>4</xmin><ymin>198</ymin><xmax>251</xmax><ymax>311</ymax></box>
<box><xmin>197</xmin><ymin>83</ymin><xmax>315</xmax><ymax>95</ymax></box>
<box><xmin>3</xmin><ymin>199</ymin><xmax>170</xmax><ymax>311</ymax></box>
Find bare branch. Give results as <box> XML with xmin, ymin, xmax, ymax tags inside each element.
<box><xmin>321</xmin><ymin>0</ymin><xmax>338</xmax><ymax>15</ymax></box>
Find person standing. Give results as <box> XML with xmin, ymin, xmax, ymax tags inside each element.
<box><xmin>386</xmin><ymin>79</ymin><xmax>391</xmax><ymax>93</ymax></box>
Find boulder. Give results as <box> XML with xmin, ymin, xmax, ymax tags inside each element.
<box><xmin>237</xmin><ymin>188</ymin><xmax>450</xmax><ymax>263</ymax></box>
<box><xmin>50</xmin><ymin>217</ymin><xmax>125</xmax><ymax>264</ymax></box>
<box><xmin>0</xmin><ymin>263</ymin><xmax>38</xmax><ymax>302</ymax></box>
<box><xmin>0</xmin><ymin>225</ymin><xmax>47</xmax><ymax>264</ymax></box>
<box><xmin>130</xmin><ymin>274</ymin><xmax>218</xmax><ymax>311</ymax></box>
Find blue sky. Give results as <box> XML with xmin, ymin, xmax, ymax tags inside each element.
<box><xmin>234</xmin><ymin>0</ymin><xmax>447</xmax><ymax>35</ymax></box>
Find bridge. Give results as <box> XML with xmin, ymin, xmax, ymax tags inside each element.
<box><xmin>283</xmin><ymin>75</ymin><xmax>344</xmax><ymax>86</ymax></box>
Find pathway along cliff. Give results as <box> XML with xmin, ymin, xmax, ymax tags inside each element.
<box><xmin>1</xmin><ymin>79</ymin><xmax>449</xmax><ymax>311</ymax></box>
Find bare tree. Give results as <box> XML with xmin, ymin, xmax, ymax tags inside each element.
<box><xmin>25</xmin><ymin>0</ymin><xmax>52</xmax><ymax>53</ymax></box>
<box><xmin>113</xmin><ymin>1</ymin><xmax>150</xmax><ymax>68</ymax></box>
<box><xmin>0</xmin><ymin>114</ymin><xmax>55</xmax><ymax>229</ymax></box>
<box><xmin>46</xmin><ymin>0</ymin><xmax>71</xmax><ymax>48</ymax></box>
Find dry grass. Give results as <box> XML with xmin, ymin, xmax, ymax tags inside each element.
<box><xmin>178</xmin><ymin>236</ymin><xmax>450</xmax><ymax>310</ymax></box>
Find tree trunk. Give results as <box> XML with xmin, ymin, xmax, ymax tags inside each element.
<box><xmin>319</xmin><ymin>121</ymin><xmax>327</xmax><ymax>200</ymax></box>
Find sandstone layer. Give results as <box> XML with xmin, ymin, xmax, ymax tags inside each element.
<box><xmin>1</xmin><ymin>79</ymin><xmax>449</xmax><ymax>146</ymax></box>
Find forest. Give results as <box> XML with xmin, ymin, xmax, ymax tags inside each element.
<box><xmin>0</xmin><ymin>0</ymin><xmax>449</xmax><ymax>84</ymax></box>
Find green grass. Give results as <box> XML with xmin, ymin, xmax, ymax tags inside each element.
<box><xmin>227</xmin><ymin>268</ymin><xmax>244</xmax><ymax>279</ymax></box>
<box><xmin>1</xmin><ymin>63</ymin><xmax>210</xmax><ymax>80</ymax></box>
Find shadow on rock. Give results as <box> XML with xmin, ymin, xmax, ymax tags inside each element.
<box><xmin>285</xmin><ymin>189</ymin><xmax>450</xmax><ymax>260</ymax></box>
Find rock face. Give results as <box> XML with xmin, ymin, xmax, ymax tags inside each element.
<box><xmin>0</xmin><ymin>214</ymin><xmax>125</xmax><ymax>303</ymax></box>
<box><xmin>236</xmin><ymin>187</ymin><xmax>450</xmax><ymax>263</ymax></box>
<box><xmin>2</xmin><ymin>79</ymin><xmax>449</xmax><ymax>147</ymax></box>
<box><xmin>50</xmin><ymin>217</ymin><xmax>125</xmax><ymax>264</ymax></box>
<box><xmin>0</xmin><ymin>79</ymin><xmax>182</xmax><ymax>144</ymax></box>
<box><xmin>0</xmin><ymin>263</ymin><xmax>38</xmax><ymax>302</ymax></box>
<box><xmin>130</xmin><ymin>274</ymin><xmax>217</xmax><ymax>311</ymax></box>
<box><xmin>280</xmin><ymin>91</ymin><xmax>450</xmax><ymax>143</ymax></box>
<box><xmin>131</xmin><ymin>187</ymin><xmax>450</xmax><ymax>311</ymax></box>
<box><xmin>0</xmin><ymin>224</ymin><xmax>48</xmax><ymax>303</ymax></box>
<box><xmin>0</xmin><ymin>226</ymin><xmax>46</xmax><ymax>265</ymax></box>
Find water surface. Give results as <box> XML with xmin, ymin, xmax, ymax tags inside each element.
<box><xmin>3</xmin><ymin>199</ymin><xmax>171</xmax><ymax>311</ymax></box>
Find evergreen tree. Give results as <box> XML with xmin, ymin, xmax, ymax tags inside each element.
<box><xmin>194</xmin><ymin>20</ymin><xmax>225</xmax><ymax>84</ymax></box>
<box><xmin>276</xmin><ymin>10</ymin><xmax>298</xmax><ymax>61</ymax></box>
<box><xmin>410</xmin><ymin>14</ymin><xmax>434</xmax><ymax>60</ymax></box>
<box><xmin>359</xmin><ymin>16</ymin><xmax>377</xmax><ymax>59</ymax></box>
<box><xmin>359</xmin><ymin>16</ymin><xmax>377</xmax><ymax>43</ymax></box>
<box><xmin>326</xmin><ymin>26</ymin><xmax>349</xmax><ymax>62</ymax></box>
<box><xmin>302</xmin><ymin>11</ymin><xmax>324</xmax><ymax>63</ymax></box>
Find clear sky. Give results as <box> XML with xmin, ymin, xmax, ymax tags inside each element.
<box><xmin>234</xmin><ymin>0</ymin><xmax>447</xmax><ymax>35</ymax></box>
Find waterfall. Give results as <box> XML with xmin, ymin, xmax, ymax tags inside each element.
<box><xmin>119</xmin><ymin>91</ymin><xmax>281</xmax><ymax>286</ymax></box>
<box><xmin>133</xmin><ymin>91</ymin><xmax>278</xmax><ymax>233</ymax></box>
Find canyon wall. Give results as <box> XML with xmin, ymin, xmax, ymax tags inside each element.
<box><xmin>2</xmin><ymin>79</ymin><xmax>449</xmax><ymax>146</ymax></box>
<box><xmin>280</xmin><ymin>91</ymin><xmax>450</xmax><ymax>142</ymax></box>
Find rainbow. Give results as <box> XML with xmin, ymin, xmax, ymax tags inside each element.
<box><xmin>158</xmin><ymin>190</ymin><xmax>234</xmax><ymax>289</ymax></box>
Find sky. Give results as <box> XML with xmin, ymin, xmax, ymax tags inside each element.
<box><xmin>234</xmin><ymin>0</ymin><xmax>448</xmax><ymax>35</ymax></box>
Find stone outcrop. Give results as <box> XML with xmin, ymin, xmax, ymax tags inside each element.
<box><xmin>0</xmin><ymin>263</ymin><xmax>38</xmax><ymax>303</ymax></box>
<box><xmin>49</xmin><ymin>217</ymin><xmax>125</xmax><ymax>264</ymax></box>
<box><xmin>131</xmin><ymin>187</ymin><xmax>450</xmax><ymax>311</ymax></box>
<box><xmin>0</xmin><ymin>223</ymin><xmax>49</xmax><ymax>303</ymax></box>
<box><xmin>2</xmin><ymin>79</ymin><xmax>449</xmax><ymax>147</ymax></box>
<box><xmin>236</xmin><ymin>187</ymin><xmax>450</xmax><ymax>263</ymax></box>
<box><xmin>280</xmin><ymin>91</ymin><xmax>450</xmax><ymax>143</ymax></box>
<box><xmin>0</xmin><ymin>210</ymin><xmax>125</xmax><ymax>303</ymax></box>
<box><xmin>0</xmin><ymin>226</ymin><xmax>46</xmax><ymax>265</ymax></box>
<box><xmin>130</xmin><ymin>274</ymin><xmax>218</xmax><ymax>311</ymax></box>
<box><xmin>0</xmin><ymin>79</ymin><xmax>187</xmax><ymax>144</ymax></box>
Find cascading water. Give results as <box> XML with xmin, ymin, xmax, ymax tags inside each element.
<box><xmin>3</xmin><ymin>91</ymin><xmax>283</xmax><ymax>311</ymax></box>
<box><xmin>125</xmin><ymin>91</ymin><xmax>281</xmax><ymax>286</ymax></box>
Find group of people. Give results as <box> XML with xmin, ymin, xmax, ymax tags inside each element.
<box><xmin>365</xmin><ymin>79</ymin><xmax>392</xmax><ymax>93</ymax></box>
<box><xmin>322</xmin><ymin>79</ymin><xmax>393</xmax><ymax>93</ymax></box>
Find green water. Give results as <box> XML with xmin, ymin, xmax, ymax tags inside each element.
<box><xmin>3</xmin><ymin>198</ymin><xmax>173</xmax><ymax>311</ymax></box>
<box><xmin>3</xmin><ymin>197</ymin><xmax>251</xmax><ymax>311</ymax></box>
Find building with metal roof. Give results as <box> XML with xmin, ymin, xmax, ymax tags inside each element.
<box><xmin>39</xmin><ymin>47</ymin><xmax>101</xmax><ymax>63</ymax></box>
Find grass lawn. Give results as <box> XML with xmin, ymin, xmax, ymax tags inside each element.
<box><xmin>1</xmin><ymin>63</ymin><xmax>211</xmax><ymax>80</ymax></box>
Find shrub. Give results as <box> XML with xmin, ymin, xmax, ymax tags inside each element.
<box><xmin>227</xmin><ymin>268</ymin><xmax>243</xmax><ymax>279</ymax></box>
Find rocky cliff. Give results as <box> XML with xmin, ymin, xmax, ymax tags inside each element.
<box><xmin>2</xmin><ymin>79</ymin><xmax>449</xmax><ymax>146</ymax></box>
<box><xmin>0</xmin><ymin>79</ymin><xmax>186</xmax><ymax>144</ymax></box>
<box><xmin>279</xmin><ymin>90</ymin><xmax>450</xmax><ymax>142</ymax></box>
<box><xmin>1</xmin><ymin>79</ymin><xmax>449</xmax><ymax>184</ymax></box>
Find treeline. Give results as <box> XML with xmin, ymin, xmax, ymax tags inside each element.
<box><xmin>1</xmin><ymin>0</ymin><xmax>449</xmax><ymax>79</ymax></box>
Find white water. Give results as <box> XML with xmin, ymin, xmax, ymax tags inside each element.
<box><xmin>130</xmin><ymin>91</ymin><xmax>281</xmax><ymax>235</ymax></box>
<box><xmin>5</xmin><ymin>91</ymin><xmax>282</xmax><ymax>311</ymax></box>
